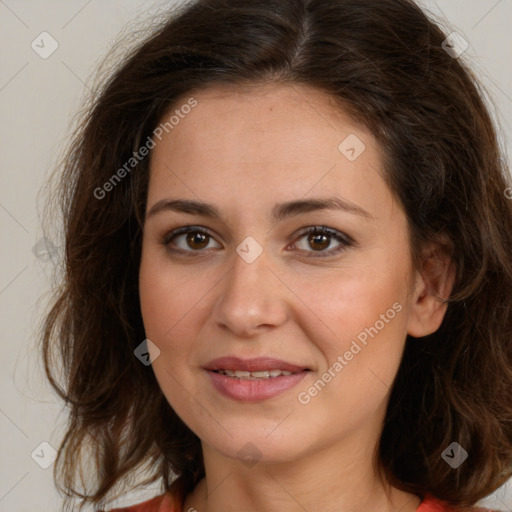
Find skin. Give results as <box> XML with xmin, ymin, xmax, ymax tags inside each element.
<box><xmin>139</xmin><ymin>83</ymin><xmax>455</xmax><ymax>512</ymax></box>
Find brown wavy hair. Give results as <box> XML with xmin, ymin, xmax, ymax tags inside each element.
<box><xmin>41</xmin><ymin>0</ymin><xmax>512</xmax><ymax>510</ymax></box>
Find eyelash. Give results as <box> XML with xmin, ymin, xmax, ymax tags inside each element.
<box><xmin>161</xmin><ymin>225</ymin><xmax>354</xmax><ymax>258</ymax></box>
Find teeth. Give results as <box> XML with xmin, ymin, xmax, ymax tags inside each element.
<box><xmin>251</xmin><ymin>371</ymin><xmax>269</xmax><ymax>378</ymax></box>
<box><xmin>216</xmin><ymin>369</ymin><xmax>295</xmax><ymax>379</ymax></box>
<box><xmin>235</xmin><ymin>370</ymin><xmax>251</xmax><ymax>378</ymax></box>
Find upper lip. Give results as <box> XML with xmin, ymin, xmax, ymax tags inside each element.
<box><xmin>203</xmin><ymin>356</ymin><xmax>310</xmax><ymax>373</ymax></box>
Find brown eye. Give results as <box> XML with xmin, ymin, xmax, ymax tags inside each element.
<box><xmin>186</xmin><ymin>230</ymin><xmax>209</xmax><ymax>250</ymax></box>
<box><xmin>307</xmin><ymin>232</ymin><xmax>330</xmax><ymax>251</ymax></box>
<box><xmin>162</xmin><ymin>226</ymin><xmax>221</xmax><ymax>254</ymax></box>
<box><xmin>292</xmin><ymin>226</ymin><xmax>354</xmax><ymax>257</ymax></box>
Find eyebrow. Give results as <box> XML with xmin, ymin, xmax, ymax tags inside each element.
<box><xmin>146</xmin><ymin>197</ymin><xmax>374</xmax><ymax>223</ymax></box>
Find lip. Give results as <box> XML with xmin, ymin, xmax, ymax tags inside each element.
<box><xmin>203</xmin><ymin>356</ymin><xmax>309</xmax><ymax>373</ymax></box>
<box><xmin>203</xmin><ymin>356</ymin><xmax>311</xmax><ymax>402</ymax></box>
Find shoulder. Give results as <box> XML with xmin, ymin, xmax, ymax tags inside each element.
<box><xmin>97</xmin><ymin>491</ymin><xmax>181</xmax><ymax>512</ymax></box>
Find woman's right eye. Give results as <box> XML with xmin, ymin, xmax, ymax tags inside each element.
<box><xmin>161</xmin><ymin>226</ymin><xmax>222</xmax><ymax>255</ymax></box>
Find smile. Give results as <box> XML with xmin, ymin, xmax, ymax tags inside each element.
<box><xmin>204</xmin><ymin>356</ymin><xmax>311</xmax><ymax>402</ymax></box>
<box><xmin>213</xmin><ymin>369</ymin><xmax>295</xmax><ymax>379</ymax></box>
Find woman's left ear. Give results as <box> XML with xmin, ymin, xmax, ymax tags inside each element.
<box><xmin>406</xmin><ymin>236</ymin><xmax>457</xmax><ymax>338</ymax></box>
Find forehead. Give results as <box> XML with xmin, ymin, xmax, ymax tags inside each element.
<box><xmin>156</xmin><ymin>82</ymin><xmax>369</xmax><ymax>160</ymax></box>
<box><xmin>147</xmin><ymin>83</ymin><xmax>395</xmax><ymax>225</ymax></box>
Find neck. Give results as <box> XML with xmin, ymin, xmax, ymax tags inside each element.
<box><xmin>183</xmin><ymin>439</ymin><xmax>421</xmax><ymax>512</ymax></box>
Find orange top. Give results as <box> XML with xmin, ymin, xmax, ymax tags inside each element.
<box><xmin>417</xmin><ymin>495</ymin><xmax>496</xmax><ymax>511</ymax></box>
<box><xmin>103</xmin><ymin>491</ymin><xmax>498</xmax><ymax>511</ymax></box>
<box><xmin>103</xmin><ymin>492</ymin><xmax>182</xmax><ymax>512</ymax></box>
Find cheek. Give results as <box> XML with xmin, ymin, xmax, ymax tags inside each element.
<box><xmin>138</xmin><ymin>246</ymin><xmax>215</xmax><ymax>402</ymax></box>
<box><xmin>138</xmin><ymin>251</ymin><xmax>203</xmax><ymax>414</ymax></box>
<box><xmin>139</xmin><ymin>246</ymin><xmax>205</xmax><ymax>341</ymax></box>
<box><xmin>318</xmin><ymin>262</ymin><xmax>406</xmax><ymax>335</ymax></box>
<box><xmin>296</xmin><ymin>276</ymin><xmax>408</xmax><ymax>431</ymax></box>
<box><xmin>306</xmin><ymin>251</ymin><xmax>410</xmax><ymax>389</ymax></box>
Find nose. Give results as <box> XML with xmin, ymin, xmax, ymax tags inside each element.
<box><xmin>211</xmin><ymin>246</ymin><xmax>289</xmax><ymax>337</ymax></box>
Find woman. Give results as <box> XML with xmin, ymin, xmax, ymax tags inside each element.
<box><xmin>41</xmin><ymin>0</ymin><xmax>512</xmax><ymax>511</ymax></box>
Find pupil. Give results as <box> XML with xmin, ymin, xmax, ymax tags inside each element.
<box><xmin>310</xmin><ymin>233</ymin><xmax>329</xmax><ymax>251</ymax></box>
<box><xmin>188</xmin><ymin>231</ymin><xmax>208</xmax><ymax>249</ymax></box>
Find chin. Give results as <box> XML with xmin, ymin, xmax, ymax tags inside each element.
<box><xmin>202</xmin><ymin>426</ymin><xmax>308</xmax><ymax>466</ymax></box>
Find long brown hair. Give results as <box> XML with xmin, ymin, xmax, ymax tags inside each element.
<box><xmin>41</xmin><ymin>0</ymin><xmax>512</xmax><ymax>510</ymax></box>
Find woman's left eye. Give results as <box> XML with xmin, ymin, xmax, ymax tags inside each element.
<box><xmin>290</xmin><ymin>226</ymin><xmax>354</xmax><ymax>257</ymax></box>
<box><xmin>161</xmin><ymin>225</ymin><xmax>354</xmax><ymax>258</ymax></box>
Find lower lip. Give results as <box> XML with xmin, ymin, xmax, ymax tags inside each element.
<box><xmin>206</xmin><ymin>370</ymin><xmax>309</xmax><ymax>402</ymax></box>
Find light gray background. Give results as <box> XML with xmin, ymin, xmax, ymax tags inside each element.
<box><xmin>1</xmin><ymin>1</ymin><xmax>511</xmax><ymax>511</ymax></box>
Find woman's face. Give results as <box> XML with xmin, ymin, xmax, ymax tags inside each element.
<box><xmin>139</xmin><ymin>83</ymin><xmax>439</xmax><ymax>467</ymax></box>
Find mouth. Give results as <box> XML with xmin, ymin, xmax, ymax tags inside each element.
<box><xmin>203</xmin><ymin>356</ymin><xmax>311</xmax><ymax>377</ymax></box>
<box><xmin>203</xmin><ymin>356</ymin><xmax>311</xmax><ymax>402</ymax></box>
<box><xmin>211</xmin><ymin>368</ymin><xmax>302</xmax><ymax>380</ymax></box>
